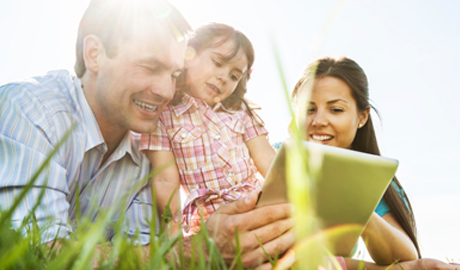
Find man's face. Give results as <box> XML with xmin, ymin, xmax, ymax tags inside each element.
<box><xmin>93</xmin><ymin>29</ymin><xmax>186</xmax><ymax>134</ymax></box>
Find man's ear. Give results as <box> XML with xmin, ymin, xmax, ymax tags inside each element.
<box><xmin>83</xmin><ymin>35</ymin><xmax>105</xmax><ymax>73</ymax></box>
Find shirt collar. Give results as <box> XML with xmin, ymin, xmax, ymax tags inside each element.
<box><xmin>73</xmin><ymin>77</ymin><xmax>141</xmax><ymax>166</ymax></box>
<box><xmin>114</xmin><ymin>131</ymin><xmax>142</xmax><ymax>166</ymax></box>
<box><xmin>73</xmin><ymin>77</ymin><xmax>105</xmax><ymax>152</ymax></box>
<box><xmin>172</xmin><ymin>93</ymin><xmax>235</xmax><ymax>117</ymax></box>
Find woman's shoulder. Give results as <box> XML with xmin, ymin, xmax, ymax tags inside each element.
<box><xmin>272</xmin><ymin>141</ymin><xmax>283</xmax><ymax>150</ymax></box>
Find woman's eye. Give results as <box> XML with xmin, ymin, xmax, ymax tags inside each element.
<box><xmin>212</xmin><ymin>59</ymin><xmax>222</xmax><ymax>67</ymax></box>
<box><xmin>332</xmin><ymin>108</ymin><xmax>344</xmax><ymax>113</ymax></box>
<box><xmin>307</xmin><ymin>108</ymin><xmax>315</xmax><ymax>114</ymax></box>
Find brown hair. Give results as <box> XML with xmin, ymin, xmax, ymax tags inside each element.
<box><xmin>292</xmin><ymin>56</ymin><xmax>421</xmax><ymax>258</ymax></box>
<box><xmin>171</xmin><ymin>23</ymin><xmax>262</xmax><ymax>123</ymax></box>
<box><xmin>74</xmin><ymin>0</ymin><xmax>191</xmax><ymax>78</ymax></box>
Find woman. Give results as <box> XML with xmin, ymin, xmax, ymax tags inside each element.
<box><xmin>291</xmin><ymin>56</ymin><xmax>420</xmax><ymax>264</ymax></box>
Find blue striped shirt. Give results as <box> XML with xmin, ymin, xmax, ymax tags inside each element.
<box><xmin>0</xmin><ymin>70</ymin><xmax>154</xmax><ymax>244</ymax></box>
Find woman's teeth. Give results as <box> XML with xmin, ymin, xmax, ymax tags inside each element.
<box><xmin>134</xmin><ymin>100</ymin><xmax>157</xmax><ymax>112</ymax></box>
<box><xmin>312</xmin><ymin>135</ymin><xmax>333</xmax><ymax>141</ymax></box>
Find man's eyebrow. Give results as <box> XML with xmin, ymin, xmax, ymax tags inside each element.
<box><xmin>135</xmin><ymin>56</ymin><xmax>174</xmax><ymax>70</ymax></box>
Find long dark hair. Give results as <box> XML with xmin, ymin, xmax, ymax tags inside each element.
<box><xmin>171</xmin><ymin>23</ymin><xmax>263</xmax><ymax>124</ymax></box>
<box><xmin>291</xmin><ymin>56</ymin><xmax>421</xmax><ymax>258</ymax></box>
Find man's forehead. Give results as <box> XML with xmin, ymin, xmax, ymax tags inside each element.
<box><xmin>128</xmin><ymin>31</ymin><xmax>186</xmax><ymax>68</ymax></box>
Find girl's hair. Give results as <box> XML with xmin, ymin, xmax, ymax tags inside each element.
<box><xmin>292</xmin><ymin>56</ymin><xmax>421</xmax><ymax>258</ymax></box>
<box><xmin>171</xmin><ymin>23</ymin><xmax>262</xmax><ymax>123</ymax></box>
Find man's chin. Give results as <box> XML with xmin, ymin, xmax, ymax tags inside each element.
<box><xmin>130</xmin><ymin>120</ymin><xmax>159</xmax><ymax>134</ymax></box>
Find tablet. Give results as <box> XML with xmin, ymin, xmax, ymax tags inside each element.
<box><xmin>256</xmin><ymin>138</ymin><xmax>399</xmax><ymax>256</ymax></box>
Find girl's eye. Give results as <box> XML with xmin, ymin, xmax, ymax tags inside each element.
<box><xmin>230</xmin><ymin>74</ymin><xmax>239</xmax><ymax>81</ymax></box>
<box><xmin>307</xmin><ymin>107</ymin><xmax>316</xmax><ymax>114</ymax></box>
<box><xmin>212</xmin><ymin>59</ymin><xmax>222</xmax><ymax>67</ymax></box>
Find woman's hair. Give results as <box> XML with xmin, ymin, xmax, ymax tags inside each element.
<box><xmin>171</xmin><ymin>23</ymin><xmax>262</xmax><ymax>123</ymax></box>
<box><xmin>292</xmin><ymin>56</ymin><xmax>421</xmax><ymax>258</ymax></box>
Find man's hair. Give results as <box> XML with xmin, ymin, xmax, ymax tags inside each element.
<box><xmin>74</xmin><ymin>0</ymin><xmax>191</xmax><ymax>78</ymax></box>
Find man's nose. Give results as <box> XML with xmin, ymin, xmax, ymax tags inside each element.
<box><xmin>151</xmin><ymin>75</ymin><xmax>175</xmax><ymax>101</ymax></box>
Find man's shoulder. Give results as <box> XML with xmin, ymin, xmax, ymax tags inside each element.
<box><xmin>1</xmin><ymin>70</ymin><xmax>79</xmax><ymax>117</ymax></box>
<box><xmin>0</xmin><ymin>70</ymin><xmax>84</xmax><ymax>144</ymax></box>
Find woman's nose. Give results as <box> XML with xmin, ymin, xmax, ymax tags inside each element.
<box><xmin>312</xmin><ymin>112</ymin><xmax>328</xmax><ymax>127</ymax></box>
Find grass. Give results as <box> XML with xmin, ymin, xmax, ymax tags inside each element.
<box><xmin>0</xmin><ymin>1</ymin><xmax>389</xmax><ymax>268</ymax></box>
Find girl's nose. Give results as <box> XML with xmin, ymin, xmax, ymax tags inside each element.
<box><xmin>217</xmin><ymin>72</ymin><xmax>227</xmax><ymax>84</ymax></box>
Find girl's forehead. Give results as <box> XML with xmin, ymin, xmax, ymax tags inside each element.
<box><xmin>209</xmin><ymin>38</ymin><xmax>239</xmax><ymax>56</ymax></box>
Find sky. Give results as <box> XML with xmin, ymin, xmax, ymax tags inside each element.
<box><xmin>1</xmin><ymin>0</ymin><xmax>459</xmax><ymax>262</ymax></box>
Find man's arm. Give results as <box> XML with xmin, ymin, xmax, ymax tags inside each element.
<box><xmin>0</xmin><ymin>83</ymin><xmax>73</xmax><ymax>243</ymax></box>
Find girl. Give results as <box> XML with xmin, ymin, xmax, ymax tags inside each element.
<box><xmin>140</xmin><ymin>23</ymin><xmax>275</xmax><ymax>233</ymax></box>
<box><xmin>291</xmin><ymin>56</ymin><xmax>420</xmax><ymax>264</ymax></box>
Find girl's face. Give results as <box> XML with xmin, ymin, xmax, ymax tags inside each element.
<box><xmin>305</xmin><ymin>76</ymin><xmax>369</xmax><ymax>149</ymax></box>
<box><xmin>185</xmin><ymin>39</ymin><xmax>248</xmax><ymax>107</ymax></box>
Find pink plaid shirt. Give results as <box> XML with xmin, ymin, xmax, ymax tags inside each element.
<box><xmin>140</xmin><ymin>94</ymin><xmax>268</xmax><ymax>232</ymax></box>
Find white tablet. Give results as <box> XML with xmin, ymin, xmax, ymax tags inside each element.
<box><xmin>257</xmin><ymin>138</ymin><xmax>399</xmax><ymax>256</ymax></box>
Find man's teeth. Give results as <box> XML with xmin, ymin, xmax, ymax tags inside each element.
<box><xmin>134</xmin><ymin>100</ymin><xmax>157</xmax><ymax>112</ymax></box>
<box><xmin>312</xmin><ymin>135</ymin><xmax>333</xmax><ymax>141</ymax></box>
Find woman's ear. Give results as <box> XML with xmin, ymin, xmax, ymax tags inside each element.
<box><xmin>83</xmin><ymin>35</ymin><xmax>105</xmax><ymax>73</ymax></box>
<box><xmin>358</xmin><ymin>107</ymin><xmax>371</xmax><ymax>128</ymax></box>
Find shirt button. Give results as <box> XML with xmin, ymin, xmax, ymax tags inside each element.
<box><xmin>214</xmin><ymin>134</ymin><xmax>221</xmax><ymax>140</ymax></box>
<box><xmin>228</xmin><ymin>170</ymin><xmax>234</xmax><ymax>176</ymax></box>
<box><xmin>181</xmin><ymin>132</ymin><xmax>187</xmax><ymax>138</ymax></box>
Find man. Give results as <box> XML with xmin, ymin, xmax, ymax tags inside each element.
<box><xmin>0</xmin><ymin>0</ymin><xmax>294</xmax><ymax>268</ymax></box>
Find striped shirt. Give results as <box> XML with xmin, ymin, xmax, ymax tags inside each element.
<box><xmin>140</xmin><ymin>93</ymin><xmax>268</xmax><ymax>232</ymax></box>
<box><xmin>0</xmin><ymin>70</ymin><xmax>153</xmax><ymax>244</ymax></box>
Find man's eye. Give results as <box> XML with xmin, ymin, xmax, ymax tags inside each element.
<box><xmin>212</xmin><ymin>59</ymin><xmax>222</xmax><ymax>67</ymax></box>
<box><xmin>172</xmin><ymin>71</ymin><xmax>182</xmax><ymax>79</ymax></box>
<box><xmin>142</xmin><ymin>65</ymin><xmax>159</xmax><ymax>73</ymax></box>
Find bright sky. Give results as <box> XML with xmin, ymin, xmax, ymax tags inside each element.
<box><xmin>1</xmin><ymin>0</ymin><xmax>459</xmax><ymax>262</ymax></box>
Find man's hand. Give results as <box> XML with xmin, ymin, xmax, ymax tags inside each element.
<box><xmin>205</xmin><ymin>191</ymin><xmax>295</xmax><ymax>269</ymax></box>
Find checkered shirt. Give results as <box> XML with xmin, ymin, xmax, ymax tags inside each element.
<box><xmin>140</xmin><ymin>94</ymin><xmax>268</xmax><ymax>232</ymax></box>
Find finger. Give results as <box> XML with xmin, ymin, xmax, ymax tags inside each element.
<box><xmin>240</xmin><ymin>218</ymin><xmax>294</xmax><ymax>251</ymax></box>
<box><xmin>273</xmin><ymin>249</ymin><xmax>296</xmax><ymax>270</ymax></box>
<box><xmin>253</xmin><ymin>262</ymin><xmax>273</xmax><ymax>270</ymax></box>
<box><xmin>216</xmin><ymin>191</ymin><xmax>259</xmax><ymax>215</ymax></box>
<box><xmin>242</xmin><ymin>229</ymin><xmax>296</xmax><ymax>269</ymax></box>
<box><xmin>243</xmin><ymin>203</ymin><xmax>294</xmax><ymax>231</ymax></box>
<box><xmin>250</xmin><ymin>218</ymin><xmax>294</xmax><ymax>246</ymax></box>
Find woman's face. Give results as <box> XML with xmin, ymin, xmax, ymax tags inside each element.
<box><xmin>304</xmin><ymin>76</ymin><xmax>369</xmax><ymax>149</ymax></box>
